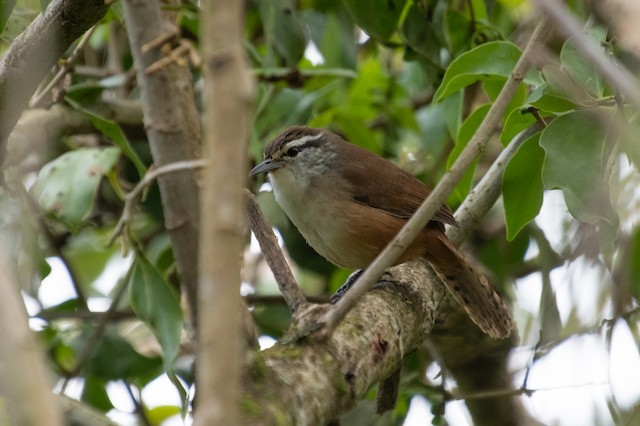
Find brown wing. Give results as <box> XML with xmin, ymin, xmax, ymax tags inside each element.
<box><xmin>334</xmin><ymin>135</ymin><xmax>457</xmax><ymax>227</ymax></box>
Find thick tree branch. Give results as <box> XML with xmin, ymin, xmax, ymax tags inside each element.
<box><xmin>195</xmin><ymin>0</ymin><xmax>254</xmax><ymax>424</ymax></box>
<box><xmin>0</xmin><ymin>0</ymin><xmax>110</xmax><ymax>164</ymax></box>
<box><xmin>242</xmin><ymin>261</ymin><xmax>443</xmax><ymax>424</ymax></box>
<box><xmin>121</xmin><ymin>0</ymin><xmax>202</xmax><ymax>326</ymax></box>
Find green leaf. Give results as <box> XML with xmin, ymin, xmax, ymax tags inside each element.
<box><xmin>129</xmin><ymin>256</ymin><xmax>183</xmax><ymax>368</ymax></box>
<box><xmin>621</xmin><ymin>116</ymin><xmax>640</xmax><ymax>169</ymax></box>
<box><xmin>85</xmin><ymin>329</ymin><xmax>163</xmax><ymax>382</ymax></box>
<box><xmin>447</xmin><ymin>104</ymin><xmax>490</xmax><ymax>202</ymax></box>
<box><xmin>62</xmin><ymin>228</ymin><xmax>121</xmax><ymax>294</ymax></box>
<box><xmin>434</xmin><ymin>41</ymin><xmax>542</xmax><ymax>103</ymax></box>
<box><xmin>1</xmin><ymin>4</ymin><xmax>33</xmax><ymax>43</ymax></box>
<box><xmin>540</xmin><ymin>111</ymin><xmax>618</xmax><ymax>226</ymax></box>
<box><xmin>0</xmin><ymin>0</ymin><xmax>17</xmax><ymax>34</ymax></box>
<box><xmin>625</xmin><ymin>227</ymin><xmax>640</xmax><ymax>300</ymax></box>
<box><xmin>415</xmin><ymin>97</ymin><xmax>456</xmax><ymax>161</ymax></box>
<box><xmin>33</xmin><ymin>147</ymin><xmax>120</xmax><ymax>232</ymax></box>
<box><xmin>81</xmin><ymin>376</ymin><xmax>114</xmax><ymax>412</ymax></box>
<box><xmin>446</xmin><ymin>9</ymin><xmax>472</xmax><ymax>56</ymax></box>
<box><xmin>304</xmin><ymin>10</ymin><xmax>356</xmax><ymax>69</ymax></box>
<box><xmin>560</xmin><ymin>26</ymin><xmax>607</xmax><ymax>98</ymax></box>
<box><xmin>478</xmin><ymin>228</ymin><xmax>530</xmax><ymax>284</ymax></box>
<box><xmin>342</xmin><ymin>0</ymin><xmax>408</xmax><ymax>41</ymax></box>
<box><xmin>500</xmin><ymin>108</ymin><xmax>539</xmax><ymax>146</ymax></box>
<box><xmin>258</xmin><ymin>0</ymin><xmax>308</xmax><ymax>65</ymax></box>
<box><xmin>66</xmin><ymin>98</ymin><xmax>147</xmax><ymax>179</ymax></box>
<box><xmin>503</xmin><ymin>133</ymin><xmax>545</xmax><ymax>241</ymax></box>
<box><xmin>401</xmin><ymin>4</ymin><xmax>442</xmax><ymax>64</ymax></box>
<box><xmin>526</xmin><ymin>82</ymin><xmax>577</xmax><ymax>113</ymax></box>
<box><xmin>416</xmin><ymin>92</ymin><xmax>462</xmax><ymax>148</ymax></box>
<box><xmin>483</xmin><ymin>77</ymin><xmax>527</xmax><ymax>126</ymax></box>
<box><xmin>65</xmin><ymin>75</ymin><xmax>128</xmax><ymax>104</ymax></box>
<box><xmin>146</xmin><ymin>405</ymin><xmax>181</xmax><ymax>426</ymax></box>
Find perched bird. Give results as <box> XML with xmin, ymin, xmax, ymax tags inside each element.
<box><xmin>250</xmin><ymin>126</ymin><xmax>513</xmax><ymax>338</ymax></box>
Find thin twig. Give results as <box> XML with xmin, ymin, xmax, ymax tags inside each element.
<box><xmin>30</xmin><ymin>26</ymin><xmax>97</xmax><ymax>108</ymax></box>
<box><xmin>323</xmin><ymin>17</ymin><xmax>552</xmax><ymax>333</ymax></box>
<box><xmin>520</xmin><ymin>106</ymin><xmax>547</xmax><ymax>128</ymax></box>
<box><xmin>141</xmin><ymin>29</ymin><xmax>179</xmax><ymax>53</ymax></box>
<box><xmin>534</xmin><ymin>0</ymin><xmax>640</xmax><ymax>109</ymax></box>
<box><xmin>145</xmin><ymin>42</ymin><xmax>192</xmax><ymax>75</ymax></box>
<box><xmin>60</xmin><ymin>262</ymin><xmax>134</xmax><ymax>392</ymax></box>
<box><xmin>108</xmin><ymin>159</ymin><xmax>208</xmax><ymax>247</ymax></box>
<box><xmin>246</xmin><ymin>294</ymin><xmax>326</xmax><ymax>306</ymax></box>
<box><xmin>37</xmin><ymin>310</ymin><xmax>136</xmax><ymax>321</ymax></box>
<box><xmin>124</xmin><ymin>381</ymin><xmax>152</xmax><ymax>426</ymax></box>
<box><xmin>244</xmin><ymin>189</ymin><xmax>308</xmax><ymax>313</ymax></box>
<box><xmin>449</xmin><ymin>381</ymin><xmax>609</xmax><ymax>402</ymax></box>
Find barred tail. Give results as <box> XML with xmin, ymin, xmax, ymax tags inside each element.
<box><xmin>427</xmin><ymin>235</ymin><xmax>513</xmax><ymax>339</ymax></box>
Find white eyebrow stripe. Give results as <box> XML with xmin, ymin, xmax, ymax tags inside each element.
<box><xmin>284</xmin><ymin>132</ymin><xmax>324</xmax><ymax>149</ymax></box>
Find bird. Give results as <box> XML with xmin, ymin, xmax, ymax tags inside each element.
<box><xmin>250</xmin><ymin>125</ymin><xmax>513</xmax><ymax>339</ymax></box>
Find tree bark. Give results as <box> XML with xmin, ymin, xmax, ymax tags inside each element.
<box><xmin>240</xmin><ymin>259</ymin><xmax>538</xmax><ymax>425</ymax></box>
<box><xmin>121</xmin><ymin>0</ymin><xmax>202</xmax><ymax>326</ymax></box>
<box><xmin>0</xmin><ymin>0</ymin><xmax>110</xmax><ymax>163</ymax></box>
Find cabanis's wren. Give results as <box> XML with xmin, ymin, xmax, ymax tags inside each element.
<box><xmin>250</xmin><ymin>126</ymin><xmax>513</xmax><ymax>338</ymax></box>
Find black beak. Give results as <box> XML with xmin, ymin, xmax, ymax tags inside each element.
<box><xmin>249</xmin><ymin>158</ymin><xmax>285</xmax><ymax>176</ymax></box>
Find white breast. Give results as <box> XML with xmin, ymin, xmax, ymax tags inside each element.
<box><xmin>269</xmin><ymin>168</ymin><xmax>350</xmax><ymax>267</ymax></box>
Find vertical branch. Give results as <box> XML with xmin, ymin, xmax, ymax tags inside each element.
<box><xmin>0</xmin><ymin>246</ymin><xmax>64</xmax><ymax>426</ymax></box>
<box><xmin>121</xmin><ymin>0</ymin><xmax>202</xmax><ymax>326</ymax></box>
<box><xmin>195</xmin><ymin>0</ymin><xmax>254</xmax><ymax>425</ymax></box>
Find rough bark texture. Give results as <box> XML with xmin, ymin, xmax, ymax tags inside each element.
<box><xmin>240</xmin><ymin>260</ymin><xmax>540</xmax><ymax>424</ymax></box>
<box><xmin>0</xmin><ymin>0</ymin><xmax>110</xmax><ymax>162</ymax></box>
<box><xmin>241</xmin><ymin>261</ymin><xmax>440</xmax><ymax>424</ymax></box>
<box><xmin>121</xmin><ymin>0</ymin><xmax>202</xmax><ymax>325</ymax></box>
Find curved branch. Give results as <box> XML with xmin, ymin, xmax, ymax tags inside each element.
<box><xmin>0</xmin><ymin>0</ymin><xmax>110</xmax><ymax>163</ymax></box>
<box><xmin>242</xmin><ymin>261</ymin><xmax>443</xmax><ymax>424</ymax></box>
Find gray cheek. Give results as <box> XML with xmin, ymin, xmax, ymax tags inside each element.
<box><xmin>295</xmin><ymin>148</ymin><xmax>336</xmax><ymax>175</ymax></box>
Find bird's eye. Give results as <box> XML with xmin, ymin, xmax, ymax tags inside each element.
<box><xmin>286</xmin><ymin>147</ymin><xmax>300</xmax><ymax>157</ymax></box>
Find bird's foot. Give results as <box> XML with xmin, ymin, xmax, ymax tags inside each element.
<box><xmin>330</xmin><ymin>270</ymin><xmax>396</xmax><ymax>304</ymax></box>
